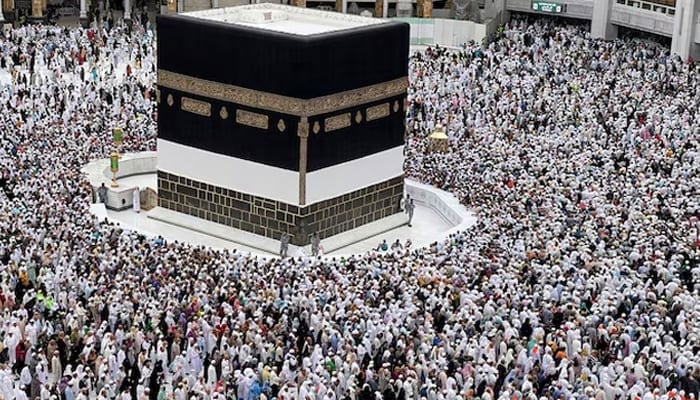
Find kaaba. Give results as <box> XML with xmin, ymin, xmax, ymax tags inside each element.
<box><xmin>156</xmin><ymin>4</ymin><xmax>409</xmax><ymax>246</ymax></box>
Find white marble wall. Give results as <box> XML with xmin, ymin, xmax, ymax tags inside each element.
<box><xmin>157</xmin><ymin>139</ymin><xmax>300</xmax><ymax>205</ymax></box>
<box><xmin>610</xmin><ymin>3</ymin><xmax>675</xmax><ymax>36</ymax></box>
<box><xmin>81</xmin><ymin>152</ymin><xmax>158</xmax><ymax>210</ymax></box>
<box><xmin>671</xmin><ymin>0</ymin><xmax>700</xmax><ymax>59</ymax></box>
<box><xmin>306</xmin><ymin>146</ymin><xmax>404</xmax><ymax>205</ymax></box>
<box><xmin>404</xmin><ymin>178</ymin><xmax>473</xmax><ymax>233</ymax></box>
<box><xmin>398</xmin><ymin>17</ymin><xmax>495</xmax><ymax>47</ymax></box>
<box><xmin>591</xmin><ymin>0</ymin><xmax>617</xmax><ymax>39</ymax></box>
<box><xmin>114</xmin><ymin>155</ymin><xmax>158</xmax><ymax>179</ymax></box>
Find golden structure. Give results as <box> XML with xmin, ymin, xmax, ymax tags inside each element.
<box><xmin>109</xmin><ymin>152</ymin><xmax>120</xmax><ymax>187</ymax></box>
<box><xmin>375</xmin><ymin>0</ymin><xmax>383</xmax><ymax>16</ymax></box>
<box><xmin>113</xmin><ymin>127</ymin><xmax>124</xmax><ymax>159</ymax></box>
<box><xmin>3</xmin><ymin>0</ymin><xmax>13</xmax><ymax>14</ymax></box>
<box><xmin>429</xmin><ymin>124</ymin><xmax>448</xmax><ymax>153</ymax></box>
<box><xmin>416</xmin><ymin>0</ymin><xmax>432</xmax><ymax>17</ymax></box>
<box><xmin>158</xmin><ymin>70</ymin><xmax>408</xmax><ymax>118</ymax></box>
<box><xmin>423</xmin><ymin>0</ymin><xmax>432</xmax><ymax>17</ymax></box>
<box><xmin>31</xmin><ymin>0</ymin><xmax>42</xmax><ymax>17</ymax></box>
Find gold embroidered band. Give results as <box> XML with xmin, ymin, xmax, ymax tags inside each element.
<box><xmin>181</xmin><ymin>97</ymin><xmax>212</xmax><ymax>117</ymax></box>
<box><xmin>366</xmin><ymin>103</ymin><xmax>390</xmax><ymax>122</ymax></box>
<box><xmin>158</xmin><ymin>70</ymin><xmax>408</xmax><ymax>117</ymax></box>
<box><xmin>324</xmin><ymin>113</ymin><xmax>351</xmax><ymax>132</ymax></box>
<box><xmin>236</xmin><ymin>109</ymin><xmax>269</xmax><ymax>130</ymax></box>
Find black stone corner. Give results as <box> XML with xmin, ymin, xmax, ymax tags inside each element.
<box><xmin>290</xmin><ymin>216</ymin><xmax>309</xmax><ymax>246</ymax></box>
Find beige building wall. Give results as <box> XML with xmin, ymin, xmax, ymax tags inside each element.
<box><xmin>183</xmin><ymin>0</ymin><xmax>211</xmax><ymax>12</ymax></box>
<box><xmin>218</xmin><ymin>0</ymin><xmax>249</xmax><ymax>7</ymax></box>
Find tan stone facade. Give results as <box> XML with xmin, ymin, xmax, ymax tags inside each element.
<box><xmin>416</xmin><ymin>0</ymin><xmax>432</xmax><ymax>17</ymax></box>
<box><xmin>375</xmin><ymin>0</ymin><xmax>383</xmax><ymax>16</ymax></box>
<box><xmin>157</xmin><ymin>172</ymin><xmax>404</xmax><ymax>246</ymax></box>
<box><xmin>183</xmin><ymin>0</ymin><xmax>212</xmax><ymax>12</ymax></box>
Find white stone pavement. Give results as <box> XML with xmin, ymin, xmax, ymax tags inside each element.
<box><xmin>93</xmin><ymin>174</ymin><xmax>477</xmax><ymax>258</ymax></box>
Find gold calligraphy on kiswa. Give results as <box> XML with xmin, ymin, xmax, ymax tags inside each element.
<box><xmin>324</xmin><ymin>113</ymin><xmax>351</xmax><ymax>132</ymax></box>
<box><xmin>236</xmin><ymin>109</ymin><xmax>269</xmax><ymax>130</ymax></box>
<box><xmin>158</xmin><ymin>70</ymin><xmax>408</xmax><ymax>117</ymax></box>
<box><xmin>366</xmin><ymin>103</ymin><xmax>390</xmax><ymax>122</ymax></box>
<box><xmin>181</xmin><ymin>97</ymin><xmax>212</xmax><ymax>117</ymax></box>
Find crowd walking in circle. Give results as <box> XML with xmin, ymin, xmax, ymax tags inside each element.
<box><xmin>0</xmin><ymin>14</ymin><xmax>698</xmax><ymax>400</ymax></box>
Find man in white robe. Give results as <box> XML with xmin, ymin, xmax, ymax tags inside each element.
<box><xmin>132</xmin><ymin>186</ymin><xmax>141</xmax><ymax>213</ymax></box>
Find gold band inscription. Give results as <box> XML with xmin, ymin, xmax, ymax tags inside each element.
<box><xmin>236</xmin><ymin>109</ymin><xmax>269</xmax><ymax>130</ymax></box>
<box><xmin>366</xmin><ymin>103</ymin><xmax>390</xmax><ymax>122</ymax></box>
<box><xmin>324</xmin><ymin>113</ymin><xmax>351</xmax><ymax>132</ymax></box>
<box><xmin>158</xmin><ymin>70</ymin><xmax>408</xmax><ymax>117</ymax></box>
<box><xmin>181</xmin><ymin>97</ymin><xmax>211</xmax><ymax>117</ymax></box>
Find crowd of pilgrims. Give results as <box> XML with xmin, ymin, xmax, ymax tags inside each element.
<box><xmin>0</xmin><ymin>13</ymin><xmax>698</xmax><ymax>400</ymax></box>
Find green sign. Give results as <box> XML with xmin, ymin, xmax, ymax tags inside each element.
<box><xmin>532</xmin><ymin>1</ymin><xmax>564</xmax><ymax>13</ymax></box>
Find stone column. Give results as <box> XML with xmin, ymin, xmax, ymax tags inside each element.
<box><xmin>590</xmin><ymin>0</ymin><xmax>617</xmax><ymax>40</ymax></box>
<box><xmin>292</xmin><ymin>0</ymin><xmax>306</xmax><ymax>7</ymax></box>
<box><xmin>80</xmin><ymin>0</ymin><xmax>89</xmax><ymax>27</ymax></box>
<box><xmin>0</xmin><ymin>1</ymin><xmax>5</xmax><ymax>23</ymax></box>
<box><xmin>421</xmin><ymin>0</ymin><xmax>431</xmax><ymax>17</ymax></box>
<box><xmin>374</xmin><ymin>0</ymin><xmax>382</xmax><ymax>16</ymax></box>
<box><xmin>342</xmin><ymin>0</ymin><xmax>347</xmax><ymax>12</ymax></box>
<box><xmin>31</xmin><ymin>0</ymin><xmax>42</xmax><ymax>17</ymax></box>
<box><xmin>335</xmin><ymin>0</ymin><xmax>341</xmax><ymax>11</ymax></box>
<box><xmin>123</xmin><ymin>0</ymin><xmax>132</xmax><ymax>24</ymax></box>
<box><xmin>297</xmin><ymin>117</ymin><xmax>309</xmax><ymax>206</ymax></box>
<box><xmin>671</xmin><ymin>0</ymin><xmax>700</xmax><ymax>60</ymax></box>
<box><xmin>484</xmin><ymin>0</ymin><xmax>507</xmax><ymax>24</ymax></box>
<box><xmin>395</xmin><ymin>0</ymin><xmax>411</xmax><ymax>16</ymax></box>
<box><xmin>212</xmin><ymin>0</ymin><xmax>218</xmax><ymax>8</ymax></box>
<box><xmin>382</xmin><ymin>0</ymin><xmax>388</xmax><ymax>17</ymax></box>
<box><xmin>1</xmin><ymin>0</ymin><xmax>13</xmax><ymax>23</ymax></box>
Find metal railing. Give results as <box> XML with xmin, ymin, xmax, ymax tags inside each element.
<box><xmin>616</xmin><ymin>0</ymin><xmax>675</xmax><ymax>16</ymax></box>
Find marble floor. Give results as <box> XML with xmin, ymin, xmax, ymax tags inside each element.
<box><xmin>105</xmin><ymin>201</ymin><xmax>455</xmax><ymax>257</ymax></box>
<box><xmin>100</xmin><ymin>174</ymin><xmax>473</xmax><ymax>257</ymax></box>
<box><xmin>104</xmin><ymin>206</ymin><xmax>266</xmax><ymax>254</ymax></box>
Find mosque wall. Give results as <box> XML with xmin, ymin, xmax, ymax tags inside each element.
<box><xmin>216</xmin><ymin>0</ymin><xmax>249</xmax><ymax>6</ymax></box>
<box><xmin>183</xmin><ymin>0</ymin><xmax>212</xmax><ymax>11</ymax></box>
